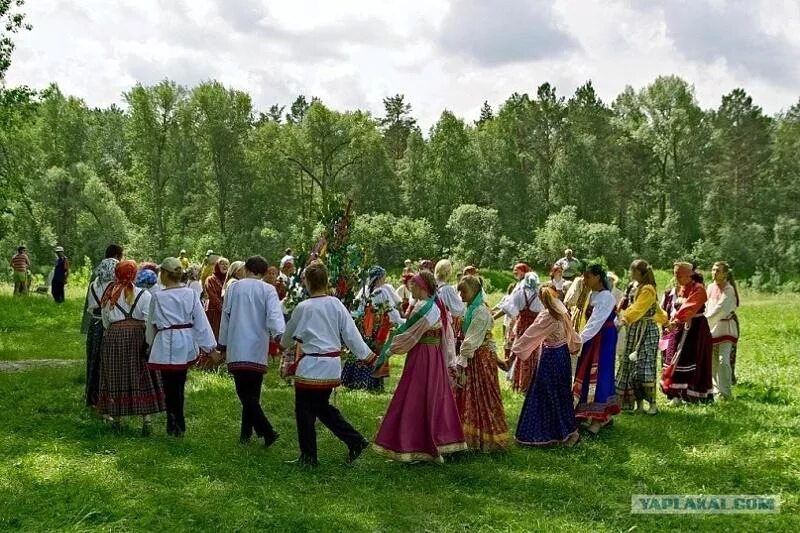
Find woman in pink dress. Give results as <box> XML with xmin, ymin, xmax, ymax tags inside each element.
<box><xmin>372</xmin><ymin>271</ymin><xmax>467</xmax><ymax>463</ymax></box>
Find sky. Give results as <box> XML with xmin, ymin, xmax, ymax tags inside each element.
<box><xmin>6</xmin><ymin>0</ymin><xmax>800</xmax><ymax>128</ymax></box>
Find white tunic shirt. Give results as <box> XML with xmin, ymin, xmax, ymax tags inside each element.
<box><xmin>146</xmin><ymin>287</ymin><xmax>217</xmax><ymax>368</ymax></box>
<box><xmin>580</xmin><ymin>290</ymin><xmax>616</xmax><ymax>344</ymax></box>
<box><xmin>437</xmin><ymin>282</ymin><xmax>465</xmax><ymax>317</ymax></box>
<box><xmin>86</xmin><ymin>279</ymin><xmax>112</xmax><ymax>314</ymax></box>
<box><xmin>102</xmin><ymin>288</ymin><xmax>151</xmax><ymax>328</ymax></box>
<box><xmin>219</xmin><ymin>278</ymin><xmax>285</xmax><ymax>371</ymax></box>
<box><xmin>282</xmin><ymin>296</ymin><xmax>374</xmax><ymax>388</ymax></box>
<box><xmin>498</xmin><ymin>285</ymin><xmax>544</xmax><ymax>318</ymax></box>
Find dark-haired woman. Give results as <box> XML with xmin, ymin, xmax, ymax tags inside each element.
<box><xmin>573</xmin><ymin>264</ymin><xmax>620</xmax><ymax>435</ymax></box>
<box><xmin>706</xmin><ymin>261</ymin><xmax>739</xmax><ymax>400</ymax></box>
<box><xmin>660</xmin><ymin>262</ymin><xmax>714</xmax><ymax>404</ymax></box>
<box><xmin>511</xmin><ymin>284</ymin><xmax>582</xmax><ymax>446</ymax></box>
<box><xmin>615</xmin><ymin>260</ymin><xmax>668</xmax><ymax>415</ymax></box>
<box><xmin>372</xmin><ymin>271</ymin><xmax>466</xmax><ymax>463</ymax></box>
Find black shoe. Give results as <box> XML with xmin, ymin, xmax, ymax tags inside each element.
<box><xmin>285</xmin><ymin>455</ymin><xmax>319</xmax><ymax>468</ymax></box>
<box><xmin>263</xmin><ymin>432</ymin><xmax>280</xmax><ymax>448</ymax></box>
<box><xmin>239</xmin><ymin>435</ymin><xmax>252</xmax><ymax>445</ymax></box>
<box><xmin>347</xmin><ymin>439</ymin><xmax>370</xmax><ymax>464</ymax></box>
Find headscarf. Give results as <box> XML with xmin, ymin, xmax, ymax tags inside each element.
<box><xmin>135</xmin><ymin>268</ymin><xmax>158</xmax><ymax>289</ymax></box>
<box><xmin>462</xmin><ymin>265</ymin><xmax>478</xmax><ymax>277</ymax></box>
<box><xmin>513</xmin><ymin>262</ymin><xmax>530</xmax><ymax>274</ymax></box>
<box><xmin>523</xmin><ymin>271</ymin><xmax>540</xmax><ymax>293</ymax></box>
<box><xmin>101</xmin><ymin>260</ymin><xmax>138</xmax><ymax>308</ymax></box>
<box><xmin>95</xmin><ymin>258</ymin><xmax>119</xmax><ymax>284</ymax></box>
<box><xmin>214</xmin><ymin>258</ymin><xmax>229</xmax><ymax>283</ymax></box>
<box><xmin>368</xmin><ymin>266</ymin><xmax>386</xmax><ymax>290</ymax></box>
<box><xmin>186</xmin><ymin>264</ymin><xmax>201</xmax><ymax>281</ymax></box>
<box><xmin>411</xmin><ymin>273</ymin><xmax>448</xmax><ymax>329</ymax></box>
<box><xmin>419</xmin><ymin>260</ymin><xmax>435</xmax><ymax>272</ymax></box>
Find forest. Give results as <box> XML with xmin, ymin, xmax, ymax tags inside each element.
<box><xmin>2</xmin><ymin>74</ymin><xmax>799</xmax><ymax>288</ymax></box>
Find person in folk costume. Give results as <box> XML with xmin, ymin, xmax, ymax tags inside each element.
<box><xmin>402</xmin><ymin>259</ymin><xmax>414</xmax><ymax>276</ymax></box>
<box><xmin>492</xmin><ymin>281</ymin><xmax>517</xmax><ymax>365</ymax></box>
<box><xmin>435</xmin><ymin>260</ymin><xmax>466</xmax><ymax>356</ymax></box>
<box><xmin>97</xmin><ymin>260</ymin><xmax>165</xmax><ymax>434</ymax></box>
<box><xmin>614</xmin><ymin>260</ymin><xmax>668</xmax><ymax>415</ymax></box>
<box><xmin>199</xmin><ymin>250</ymin><xmax>219</xmax><ymax>291</ymax></box>
<box><xmin>84</xmin><ymin>258</ymin><xmax>118</xmax><ymax>409</ymax></box>
<box><xmin>204</xmin><ymin>257</ymin><xmax>229</xmax><ymax>339</ymax></box>
<box><xmin>495</xmin><ymin>271</ymin><xmax>544</xmax><ymax>394</ymax></box>
<box><xmin>660</xmin><ymin>262</ymin><xmax>714</xmax><ymax>405</ymax></box>
<box><xmin>395</xmin><ymin>273</ymin><xmax>414</xmax><ymax>318</ymax></box>
<box><xmin>222</xmin><ymin>260</ymin><xmax>246</xmax><ymax>297</ymax></box>
<box><xmin>342</xmin><ymin>266</ymin><xmax>404</xmax><ymax>391</ymax></box>
<box><xmin>81</xmin><ymin>245</ymin><xmax>124</xmax><ymax>334</ymax></box>
<box><xmin>511</xmin><ymin>283</ymin><xmax>583</xmax><ymax>447</ymax></box>
<box><xmin>572</xmin><ymin>264</ymin><xmax>621</xmax><ymax>435</ymax></box>
<box><xmin>135</xmin><ymin>268</ymin><xmax>158</xmax><ymax>291</ymax></box>
<box><xmin>419</xmin><ymin>259</ymin><xmax>435</xmax><ymax>273</ymax></box>
<box><xmin>452</xmin><ymin>275</ymin><xmax>510</xmax><ymax>452</ymax></box>
<box><xmin>51</xmin><ymin>246</ymin><xmax>70</xmax><ymax>303</ymax></box>
<box><xmin>218</xmin><ymin>256</ymin><xmax>285</xmax><ymax>446</ymax></box>
<box><xmin>178</xmin><ymin>250</ymin><xmax>190</xmax><ymax>271</ymax></box>
<box><xmin>183</xmin><ymin>264</ymin><xmax>203</xmax><ymax>300</ymax></box>
<box><xmin>145</xmin><ymin>258</ymin><xmax>217</xmax><ymax>437</ymax></box>
<box><xmin>282</xmin><ymin>261</ymin><xmax>377</xmax><ymax>467</ymax></box>
<box><xmin>706</xmin><ymin>261</ymin><xmax>739</xmax><ymax>401</ymax></box>
<box><xmin>549</xmin><ymin>264</ymin><xmax>566</xmax><ymax>299</ymax></box>
<box><xmin>372</xmin><ymin>271</ymin><xmax>467</xmax><ymax>463</ymax></box>
<box><xmin>263</xmin><ymin>265</ymin><xmax>284</xmax><ymax>361</ymax></box>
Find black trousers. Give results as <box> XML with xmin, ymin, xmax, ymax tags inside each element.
<box><xmin>52</xmin><ymin>281</ymin><xmax>65</xmax><ymax>303</ymax></box>
<box><xmin>162</xmin><ymin>370</ymin><xmax>187</xmax><ymax>433</ymax></box>
<box><xmin>233</xmin><ymin>371</ymin><xmax>276</xmax><ymax>440</ymax></box>
<box><xmin>295</xmin><ymin>387</ymin><xmax>364</xmax><ymax>460</ymax></box>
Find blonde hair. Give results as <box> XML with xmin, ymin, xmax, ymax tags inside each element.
<box><xmin>539</xmin><ymin>282</ymin><xmax>568</xmax><ymax>320</ymax></box>
<box><xmin>434</xmin><ymin>259</ymin><xmax>452</xmax><ymax>282</ymax></box>
<box><xmin>456</xmin><ymin>275</ymin><xmax>482</xmax><ymax>299</ymax></box>
<box><xmin>222</xmin><ymin>261</ymin><xmax>246</xmax><ymax>296</ymax></box>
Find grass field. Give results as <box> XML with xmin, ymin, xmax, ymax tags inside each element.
<box><xmin>0</xmin><ymin>285</ymin><xmax>798</xmax><ymax>532</ymax></box>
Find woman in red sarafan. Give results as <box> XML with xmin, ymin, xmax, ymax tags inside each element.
<box><xmin>496</xmin><ymin>269</ymin><xmax>543</xmax><ymax>393</ymax></box>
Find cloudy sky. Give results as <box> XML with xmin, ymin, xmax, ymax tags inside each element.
<box><xmin>6</xmin><ymin>0</ymin><xmax>800</xmax><ymax>128</ymax></box>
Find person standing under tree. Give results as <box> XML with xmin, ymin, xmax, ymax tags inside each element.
<box><xmin>556</xmin><ymin>249</ymin><xmax>582</xmax><ymax>282</ymax></box>
<box><xmin>51</xmin><ymin>246</ymin><xmax>70</xmax><ymax>303</ymax></box>
<box><xmin>10</xmin><ymin>246</ymin><xmax>31</xmax><ymax>296</ymax></box>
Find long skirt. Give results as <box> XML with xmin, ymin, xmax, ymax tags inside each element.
<box><xmin>660</xmin><ymin>315</ymin><xmax>714</xmax><ymax>403</ymax></box>
<box><xmin>616</xmin><ymin>320</ymin><xmax>660</xmax><ymax>408</ymax></box>
<box><xmin>341</xmin><ymin>358</ymin><xmax>384</xmax><ymax>391</ymax></box>
<box><xmin>511</xmin><ymin>311</ymin><xmax>538</xmax><ymax>393</ymax></box>
<box><xmin>85</xmin><ymin>317</ymin><xmax>104</xmax><ymax>407</ymax></box>
<box><xmin>373</xmin><ymin>341</ymin><xmax>467</xmax><ymax>462</ymax></box>
<box><xmin>206</xmin><ymin>308</ymin><xmax>222</xmax><ymax>339</ymax></box>
<box><xmin>516</xmin><ymin>344</ymin><xmax>578</xmax><ymax>445</ymax></box>
<box><xmin>573</xmin><ymin>319</ymin><xmax>620</xmax><ymax>423</ymax></box>
<box><xmin>97</xmin><ymin>320</ymin><xmax>166</xmax><ymax>417</ymax></box>
<box><xmin>454</xmin><ymin>345</ymin><xmax>509</xmax><ymax>451</ymax></box>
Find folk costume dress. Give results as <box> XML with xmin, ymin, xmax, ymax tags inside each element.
<box><xmin>660</xmin><ymin>281</ymin><xmax>714</xmax><ymax>402</ymax></box>
<box><xmin>204</xmin><ymin>264</ymin><xmax>225</xmax><ymax>339</ymax></box>
<box><xmin>573</xmin><ymin>290</ymin><xmax>620</xmax><ymax>424</ymax></box>
<box><xmin>282</xmin><ymin>296</ymin><xmax>376</xmax><ymax>463</ymax></box>
<box><xmin>372</xmin><ymin>298</ymin><xmax>467</xmax><ymax>463</ymax></box>
<box><xmin>615</xmin><ymin>284</ymin><xmax>668</xmax><ymax>409</ymax></box>
<box><xmin>705</xmin><ymin>282</ymin><xmax>739</xmax><ymax>400</ymax></box>
<box><xmin>342</xmin><ymin>284</ymin><xmax>403</xmax><ymax>391</ymax></box>
<box><xmin>453</xmin><ymin>293</ymin><xmax>509</xmax><ymax>452</ymax></box>
<box><xmin>84</xmin><ymin>258</ymin><xmax>118</xmax><ymax>407</ymax></box>
<box><xmin>219</xmin><ymin>278</ymin><xmax>285</xmax><ymax>442</ymax></box>
<box><xmin>438</xmin><ymin>281</ymin><xmax>466</xmax><ymax>353</ymax></box>
<box><xmin>98</xmin><ymin>263</ymin><xmax>165</xmax><ymax>418</ymax></box>
<box><xmin>498</xmin><ymin>278</ymin><xmax>544</xmax><ymax>393</ymax></box>
<box><xmin>146</xmin><ymin>286</ymin><xmax>217</xmax><ymax>435</ymax></box>
<box><xmin>512</xmin><ymin>300</ymin><xmax>582</xmax><ymax>445</ymax></box>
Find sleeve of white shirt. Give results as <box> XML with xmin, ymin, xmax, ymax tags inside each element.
<box><xmin>219</xmin><ymin>286</ymin><xmax>233</xmax><ymax>347</ymax></box>
<box><xmin>441</xmin><ymin>285</ymin><xmax>466</xmax><ymax>317</ymax></box>
<box><xmin>499</xmin><ymin>289</ymin><xmax>523</xmax><ymax>318</ymax></box>
<box><xmin>134</xmin><ymin>290</ymin><xmax>152</xmax><ymax>322</ymax></box>
<box><xmin>192</xmin><ymin>291</ymin><xmax>217</xmax><ymax>352</ymax></box>
<box><xmin>145</xmin><ymin>295</ymin><xmax>156</xmax><ymax>346</ymax></box>
<box><xmin>338</xmin><ymin>301</ymin><xmax>373</xmax><ymax>359</ymax></box>
<box><xmin>101</xmin><ymin>305</ymin><xmax>111</xmax><ymax>330</ymax></box>
<box><xmin>580</xmin><ymin>291</ymin><xmax>615</xmax><ymax>344</ymax></box>
<box><xmin>281</xmin><ymin>303</ymin><xmax>300</xmax><ymax>349</ymax></box>
<box><xmin>706</xmin><ymin>285</ymin><xmax>736</xmax><ymax>329</ymax></box>
<box><xmin>264</xmin><ymin>284</ymin><xmax>286</xmax><ymax>339</ymax></box>
<box><xmin>374</xmin><ymin>287</ymin><xmax>405</xmax><ymax>325</ymax></box>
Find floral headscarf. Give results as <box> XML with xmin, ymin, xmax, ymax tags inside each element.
<box><xmin>135</xmin><ymin>268</ymin><xmax>158</xmax><ymax>289</ymax></box>
<box><xmin>95</xmin><ymin>258</ymin><xmax>119</xmax><ymax>284</ymax></box>
<box><xmin>101</xmin><ymin>260</ymin><xmax>138</xmax><ymax>308</ymax></box>
<box><xmin>523</xmin><ymin>271</ymin><xmax>540</xmax><ymax>292</ymax></box>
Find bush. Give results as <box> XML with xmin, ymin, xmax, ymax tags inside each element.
<box><xmin>351</xmin><ymin>213</ymin><xmax>439</xmax><ymax>269</ymax></box>
<box><xmin>446</xmin><ymin>204</ymin><xmax>500</xmax><ymax>267</ymax></box>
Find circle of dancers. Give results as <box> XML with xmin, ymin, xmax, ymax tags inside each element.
<box><xmin>80</xmin><ymin>244</ymin><xmax>740</xmax><ymax>466</ymax></box>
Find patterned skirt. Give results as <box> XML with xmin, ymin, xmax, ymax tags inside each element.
<box><xmin>454</xmin><ymin>345</ymin><xmax>509</xmax><ymax>452</ymax></box>
<box><xmin>516</xmin><ymin>344</ymin><xmax>577</xmax><ymax>445</ymax></box>
<box><xmin>85</xmin><ymin>317</ymin><xmax>104</xmax><ymax>407</ymax></box>
<box><xmin>616</xmin><ymin>320</ymin><xmax>660</xmax><ymax>407</ymax></box>
<box><xmin>511</xmin><ymin>311</ymin><xmax>538</xmax><ymax>393</ymax></box>
<box><xmin>573</xmin><ymin>319</ymin><xmax>620</xmax><ymax>423</ymax></box>
<box><xmin>341</xmin><ymin>358</ymin><xmax>384</xmax><ymax>391</ymax></box>
<box><xmin>97</xmin><ymin>320</ymin><xmax>165</xmax><ymax>417</ymax></box>
<box><xmin>660</xmin><ymin>316</ymin><xmax>714</xmax><ymax>403</ymax></box>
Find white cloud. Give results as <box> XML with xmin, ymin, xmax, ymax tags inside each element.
<box><xmin>5</xmin><ymin>0</ymin><xmax>799</xmax><ymax>129</ymax></box>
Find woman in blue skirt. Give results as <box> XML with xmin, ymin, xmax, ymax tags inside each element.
<box><xmin>511</xmin><ymin>283</ymin><xmax>582</xmax><ymax>447</ymax></box>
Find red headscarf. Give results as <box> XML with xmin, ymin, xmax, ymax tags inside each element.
<box><xmin>213</xmin><ymin>259</ymin><xmax>228</xmax><ymax>283</ymax></box>
<box><xmin>101</xmin><ymin>260</ymin><xmax>138</xmax><ymax>309</ymax></box>
<box><xmin>513</xmin><ymin>262</ymin><xmax>530</xmax><ymax>274</ymax></box>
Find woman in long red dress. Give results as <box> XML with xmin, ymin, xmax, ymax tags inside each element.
<box><xmin>372</xmin><ymin>271</ymin><xmax>467</xmax><ymax>463</ymax></box>
<box><xmin>204</xmin><ymin>257</ymin><xmax>228</xmax><ymax>339</ymax></box>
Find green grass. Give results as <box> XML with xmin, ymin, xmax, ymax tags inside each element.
<box><xmin>0</xmin><ymin>287</ymin><xmax>799</xmax><ymax>531</ymax></box>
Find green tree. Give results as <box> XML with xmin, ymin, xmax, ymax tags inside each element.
<box><xmin>379</xmin><ymin>94</ymin><xmax>417</xmax><ymax>165</ymax></box>
<box><xmin>0</xmin><ymin>0</ymin><xmax>31</xmax><ymax>79</ymax></box>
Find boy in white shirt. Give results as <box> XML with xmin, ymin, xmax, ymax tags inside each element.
<box><xmin>281</xmin><ymin>261</ymin><xmax>376</xmax><ymax>467</ymax></box>
<box><xmin>219</xmin><ymin>256</ymin><xmax>285</xmax><ymax>446</ymax></box>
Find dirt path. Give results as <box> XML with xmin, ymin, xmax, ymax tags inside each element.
<box><xmin>0</xmin><ymin>359</ymin><xmax>80</xmax><ymax>373</ymax></box>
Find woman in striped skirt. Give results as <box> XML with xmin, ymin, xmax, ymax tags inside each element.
<box><xmin>84</xmin><ymin>258</ymin><xmax>118</xmax><ymax>408</ymax></box>
<box><xmin>98</xmin><ymin>260</ymin><xmax>165</xmax><ymax>434</ymax></box>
